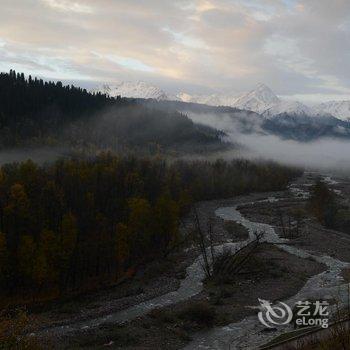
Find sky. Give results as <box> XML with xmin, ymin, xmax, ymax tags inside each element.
<box><xmin>1</xmin><ymin>0</ymin><xmax>350</xmax><ymax>102</ymax></box>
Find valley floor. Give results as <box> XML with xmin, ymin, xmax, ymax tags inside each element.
<box><xmin>29</xmin><ymin>172</ymin><xmax>350</xmax><ymax>349</ymax></box>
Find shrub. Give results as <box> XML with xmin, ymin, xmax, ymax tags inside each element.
<box><xmin>149</xmin><ymin>308</ymin><xmax>176</xmax><ymax>324</ymax></box>
<box><xmin>177</xmin><ymin>302</ymin><xmax>216</xmax><ymax>327</ymax></box>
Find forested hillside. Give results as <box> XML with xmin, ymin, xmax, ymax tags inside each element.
<box><xmin>0</xmin><ymin>70</ymin><xmax>302</xmax><ymax>309</ymax></box>
<box><xmin>0</xmin><ymin>154</ymin><xmax>300</xmax><ymax>304</ymax></box>
<box><xmin>0</xmin><ymin>71</ymin><xmax>225</xmax><ymax>153</ymax></box>
<box><xmin>0</xmin><ymin>70</ymin><xmax>124</xmax><ymax>146</ymax></box>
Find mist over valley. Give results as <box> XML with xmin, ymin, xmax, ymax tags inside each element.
<box><xmin>2</xmin><ymin>1</ymin><xmax>350</xmax><ymax>349</ymax></box>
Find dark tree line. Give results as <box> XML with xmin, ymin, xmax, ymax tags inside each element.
<box><xmin>0</xmin><ymin>155</ymin><xmax>300</xmax><ymax>304</ymax></box>
<box><xmin>308</xmin><ymin>180</ymin><xmax>338</xmax><ymax>228</ymax></box>
<box><xmin>0</xmin><ymin>70</ymin><xmax>130</xmax><ymax>148</ymax></box>
<box><xmin>0</xmin><ymin>70</ymin><xmax>224</xmax><ymax>153</ymax></box>
<box><xmin>308</xmin><ymin>180</ymin><xmax>350</xmax><ymax>232</ymax></box>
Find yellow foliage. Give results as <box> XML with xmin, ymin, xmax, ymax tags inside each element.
<box><xmin>4</xmin><ymin>183</ymin><xmax>29</xmax><ymax>218</ymax></box>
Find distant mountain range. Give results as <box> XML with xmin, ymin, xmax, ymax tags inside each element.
<box><xmin>141</xmin><ymin>99</ymin><xmax>350</xmax><ymax>142</ymax></box>
<box><xmin>313</xmin><ymin>100</ymin><xmax>350</xmax><ymax>120</ymax></box>
<box><xmin>93</xmin><ymin>81</ymin><xmax>350</xmax><ymax>121</ymax></box>
<box><xmin>93</xmin><ymin>81</ymin><xmax>169</xmax><ymax>100</ymax></box>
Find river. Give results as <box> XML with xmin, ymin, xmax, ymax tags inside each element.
<box><xmin>42</xmin><ymin>173</ymin><xmax>350</xmax><ymax>350</ymax></box>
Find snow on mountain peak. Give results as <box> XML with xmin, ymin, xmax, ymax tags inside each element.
<box><xmin>176</xmin><ymin>84</ymin><xmax>315</xmax><ymax>117</ymax></box>
<box><xmin>313</xmin><ymin>100</ymin><xmax>350</xmax><ymax>121</ymax></box>
<box><xmin>174</xmin><ymin>92</ymin><xmax>238</xmax><ymax>107</ymax></box>
<box><xmin>232</xmin><ymin>83</ymin><xmax>280</xmax><ymax>114</ymax></box>
<box><xmin>255</xmin><ymin>82</ymin><xmax>278</xmax><ymax>97</ymax></box>
<box><xmin>262</xmin><ymin>100</ymin><xmax>313</xmax><ymax>118</ymax></box>
<box><xmin>93</xmin><ymin>80</ymin><xmax>350</xmax><ymax>120</ymax></box>
<box><xmin>93</xmin><ymin>81</ymin><xmax>169</xmax><ymax>100</ymax></box>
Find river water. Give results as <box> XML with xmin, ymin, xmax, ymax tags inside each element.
<box><xmin>184</xmin><ymin>174</ymin><xmax>350</xmax><ymax>349</ymax></box>
<box><xmin>44</xmin><ymin>174</ymin><xmax>350</xmax><ymax>350</ymax></box>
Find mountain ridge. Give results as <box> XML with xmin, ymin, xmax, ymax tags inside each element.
<box><xmin>93</xmin><ymin>81</ymin><xmax>350</xmax><ymax>121</ymax></box>
<box><xmin>93</xmin><ymin>81</ymin><xmax>169</xmax><ymax>100</ymax></box>
<box><xmin>313</xmin><ymin>100</ymin><xmax>350</xmax><ymax>121</ymax></box>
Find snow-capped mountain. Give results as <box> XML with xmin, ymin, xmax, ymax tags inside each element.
<box><xmin>130</xmin><ymin>82</ymin><xmax>350</xmax><ymax>142</ymax></box>
<box><xmin>176</xmin><ymin>83</ymin><xmax>314</xmax><ymax>118</ymax></box>
<box><xmin>177</xmin><ymin>85</ymin><xmax>350</xmax><ymax>121</ymax></box>
<box><xmin>175</xmin><ymin>92</ymin><xmax>238</xmax><ymax>107</ymax></box>
<box><xmin>175</xmin><ymin>83</ymin><xmax>280</xmax><ymax>113</ymax></box>
<box><xmin>93</xmin><ymin>81</ymin><xmax>313</xmax><ymax>117</ymax></box>
<box><xmin>94</xmin><ymin>81</ymin><xmax>169</xmax><ymax>100</ymax></box>
<box><xmin>262</xmin><ymin>100</ymin><xmax>313</xmax><ymax>118</ymax></box>
<box><xmin>313</xmin><ymin>101</ymin><xmax>350</xmax><ymax>121</ymax></box>
<box><xmin>93</xmin><ymin>80</ymin><xmax>350</xmax><ymax>121</ymax></box>
<box><xmin>232</xmin><ymin>83</ymin><xmax>280</xmax><ymax>114</ymax></box>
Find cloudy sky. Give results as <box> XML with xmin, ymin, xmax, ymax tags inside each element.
<box><xmin>1</xmin><ymin>0</ymin><xmax>350</xmax><ymax>102</ymax></box>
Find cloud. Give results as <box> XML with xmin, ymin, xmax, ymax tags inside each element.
<box><xmin>41</xmin><ymin>0</ymin><xmax>93</xmax><ymax>13</ymax></box>
<box><xmin>185</xmin><ymin>109</ymin><xmax>350</xmax><ymax>172</ymax></box>
<box><xmin>0</xmin><ymin>0</ymin><xmax>349</xmax><ymax>101</ymax></box>
<box><xmin>235</xmin><ymin>133</ymin><xmax>350</xmax><ymax>172</ymax></box>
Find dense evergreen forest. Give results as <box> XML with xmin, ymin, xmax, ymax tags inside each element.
<box><xmin>0</xmin><ymin>70</ymin><xmax>224</xmax><ymax>153</ymax></box>
<box><xmin>0</xmin><ymin>154</ymin><xmax>300</xmax><ymax>304</ymax></box>
<box><xmin>0</xmin><ymin>70</ymin><xmax>123</xmax><ymax>146</ymax></box>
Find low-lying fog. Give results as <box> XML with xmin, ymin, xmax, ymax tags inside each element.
<box><xmin>0</xmin><ymin>148</ymin><xmax>68</xmax><ymax>166</ymax></box>
<box><xmin>2</xmin><ymin>110</ymin><xmax>350</xmax><ymax>175</ymax></box>
<box><xmin>187</xmin><ymin>111</ymin><xmax>350</xmax><ymax>173</ymax></box>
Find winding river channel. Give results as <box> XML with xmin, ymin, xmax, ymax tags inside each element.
<box><xmin>184</xmin><ymin>176</ymin><xmax>350</xmax><ymax>349</ymax></box>
<box><xmin>45</xmin><ymin>174</ymin><xmax>350</xmax><ymax>349</ymax></box>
